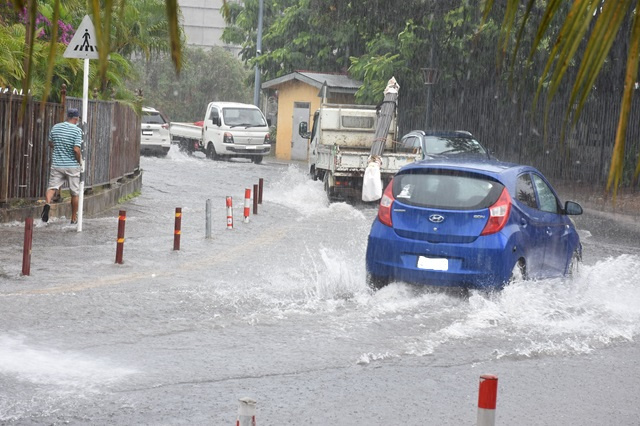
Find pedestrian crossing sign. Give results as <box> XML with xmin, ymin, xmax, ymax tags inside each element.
<box><xmin>63</xmin><ymin>15</ymin><xmax>99</xmax><ymax>59</ymax></box>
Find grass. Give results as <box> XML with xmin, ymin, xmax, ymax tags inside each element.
<box><xmin>118</xmin><ymin>190</ymin><xmax>141</xmax><ymax>204</ymax></box>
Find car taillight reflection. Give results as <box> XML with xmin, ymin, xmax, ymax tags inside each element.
<box><xmin>480</xmin><ymin>187</ymin><xmax>512</xmax><ymax>235</ymax></box>
<box><xmin>378</xmin><ymin>179</ymin><xmax>395</xmax><ymax>227</ymax></box>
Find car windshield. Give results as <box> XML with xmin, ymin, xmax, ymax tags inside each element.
<box><xmin>423</xmin><ymin>136</ymin><xmax>487</xmax><ymax>155</ymax></box>
<box><xmin>223</xmin><ymin>108</ymin><xmax>267</xmax><ymax>127</ymax></box>
<box><xmin>392</xmin><ymin>171</ymin><xmax>503</xmax><ymax>210</ymax></box>
<box><xmin>142</xmin><ymin>112</ymin><xmax>166</xmax><ymax>125</ymax></box>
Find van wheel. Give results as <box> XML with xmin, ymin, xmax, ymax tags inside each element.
<box><xmin>252</xmin><ymin>155</ymin><xmax>263</xmax><ymax>164</ymax></box>
<box><xmin>206</xmin><ymin>143</ymin><xmax>219</xmax><ymax>160</ymax></box>
<box><xmin>323</xmin><ymin>172</ymin><xmax>335</xmax><ymax>201</ymax></box>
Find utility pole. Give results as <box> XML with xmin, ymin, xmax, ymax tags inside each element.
<box><xmin>253</xmin><ymin>0</ymin><xmax>264</xmax><ymax>108</ymax></box>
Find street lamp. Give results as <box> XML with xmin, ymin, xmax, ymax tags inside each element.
<box><xmin>253</xmin><ymin>0</ymin><xmax>264</xmax><ymax>108</ymax></box>
<box><xmin>421</xmin><ymin>65</ymin><xmax>439</xmax><ymax>130</ymax></box>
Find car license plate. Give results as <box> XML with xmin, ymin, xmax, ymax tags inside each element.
<box><xmin>245</xmin><ymin>145</ymin><xmax>257</xmax><ymax>150</ymax></box>
<box><xmin>417</xmin><ymin>256</ymin><xmax>448</xmax><ymax>271</ymax></box>
<box><xmin>142</xmin><ymin>130</ymin><xmax>153</xmax><ymax>136</ymax></box>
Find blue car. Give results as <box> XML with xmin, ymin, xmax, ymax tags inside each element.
<box><xmin>365</xmin><ymin>158</ymin><xmax>583</xmax><ymax>290</ymax></box>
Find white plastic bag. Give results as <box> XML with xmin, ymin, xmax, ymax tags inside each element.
<box><xmin>362</xmin><ymin>157</ymin><xmax>383</xmax><ymax>202</ymax></box>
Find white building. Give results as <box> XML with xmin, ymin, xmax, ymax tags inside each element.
<box><xmin>178</xmin><ymin>0</ymin><xmax>240</xmax><ymax>54</ymax></box>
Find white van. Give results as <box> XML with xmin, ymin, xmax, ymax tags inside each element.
<box><xmin>201</xmin><ymin>102</ymin><xmax>271</xmax><ymax>163</ymax></box>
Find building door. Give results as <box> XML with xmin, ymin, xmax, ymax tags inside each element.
<box><xmin>291</xmin><ymin>102</ymin><xmax>310</xmax><ymax>161</ymax></box>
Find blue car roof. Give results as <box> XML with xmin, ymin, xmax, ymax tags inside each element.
<box><xmin>399</xmin><ymin>158</ymin><xmax>538</xmax><ymax>183</ymax></box>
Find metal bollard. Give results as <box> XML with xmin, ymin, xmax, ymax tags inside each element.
<box><xmin>21</xmin><ymin>217</ymin><xmax>33</xmax><ymax>276</ymax></box>
<box><xmin>258</xmin><ymin>178</ymin><xmax>264</xmax><ymax>204</ymax></box>
<box><xmin>253</xmin><ymin>184</ymin><xmax>258</xmax><ymax>215</ymax></box>
<box><xmin>115</xmin><ymin>210</ymin><xmax>126</xmax><ymax>264</ymax></box>
<box><xmin>174</xmin><ymin>207</ymin><xmax>182</xmax><ymax>251</ymax></box>
<box><xmin>226</xmin><ymin>196</ymin><xmax>233</xmax><ymax>230</ymax></box>
<box><xmin>236</xmin><ymin>397</ymin><xmax>256</xmax><ymax>426</ymax></box>
<box><xmin>244</xmin><ymin>188</ymin><xmax>251</xmax><ymax>223</ymax></box>
<box><xmin>477</xmin><ymin>374</ymin><xmax>498</xmax><ymax>426</ymax></box>
<box><xmin>206</xmin><ymin>199</ymin><xmax>212</xmax><ymax>239</ymax></box>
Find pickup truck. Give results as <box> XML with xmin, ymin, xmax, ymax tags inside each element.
<box><xmin>170</xmin><ymin>102</ymin><xmax>271</xmax><ymax>164</ymax></box>
<box><xmin>298</xmin><ymin>103</ymin><xmax>421</xmax><ymax>201</ymax></box>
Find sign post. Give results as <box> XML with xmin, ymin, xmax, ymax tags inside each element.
<box><xmin>63</xmin><ymin>15</ymin><xmax>99</xmax><ymax>232</ymax></box>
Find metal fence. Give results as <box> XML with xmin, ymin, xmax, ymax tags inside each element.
<box><xmin>398</xmin><ymin>84</ymin><xmax>640</xmax><ymax>189</ymax></box>
<box><xmin>0</xmin><ymin>89</ymin><xmax>140</xmax><ymax>205</ymax></box>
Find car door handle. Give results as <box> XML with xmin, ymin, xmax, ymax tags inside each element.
<box><xmin>520</xmin><ymin>218</ymin><xmax>527</xmax><ymax>227</ymax></box>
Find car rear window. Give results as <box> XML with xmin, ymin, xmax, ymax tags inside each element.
<box><xmin>392</xmin><ymin>171</ymin><xmax>503</xmax><ymax>210</ymax></box>
<box><xmin>142</xmin><ymin>112</ymin><xmax>166</xmax><ymax>125</ymax></box>
<box><xmin>422</xmin><ymin>136</ymin><xmax>487</xmax><ymax>156</ymax></box>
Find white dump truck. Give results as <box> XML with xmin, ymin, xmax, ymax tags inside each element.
<box><xmin>170</xmin><ymin>102</ymin><xmax>272</xmax><ymax>164</ymax></box>
<box><xmin>298</xmin><ymin>103</ymin><xmax>420</xmax><ymax>200</ymax></box>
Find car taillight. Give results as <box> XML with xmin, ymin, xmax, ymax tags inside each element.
<box><xmin>264</xmin><ymin>133</ymin><xmax>271</xmax><ymax>144</ymax></box>
<box><xmin>480</xmin><ymin>187</ymin><xmax>512</xmax><ymax>235</ymax></box>
<box><xmin>224</xmin><ymin>132</ymin><xmax>234</xmax><ymax>143</ymax></box>
<box><xmin>378</xmin><ymin>179</ymin><xmax>395</xmax><ymax>227</ymax></box>
<box><xmin>161</xmin><ymin>123</ymin><xmax>169</xmax><ymax>130</ymax></box>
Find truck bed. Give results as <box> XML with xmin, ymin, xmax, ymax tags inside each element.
<box><xmin>318</xmin><ymin>145</ymin><xmax>420</xmax><ymax>176</ymax></box>
<box><xmin>170</xmin><ymin>122</ymin><xmax>202</xmax><ymax>141</ymax></box>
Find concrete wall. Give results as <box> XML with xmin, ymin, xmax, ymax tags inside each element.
<box><xmin>273</xmin><ymin>82</ymin><xmax>357</xmax><ymax>160</ymax></box>
<box><xmin>0</xmin><ymin>172</ymin><xmax>142</xmax><ymax>223</ymax></box>
<box><xmin>178</xmin><ymin>0</ymin><xmax>240</xmax><ymax>55</ymax></box>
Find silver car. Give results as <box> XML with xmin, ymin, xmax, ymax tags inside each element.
<box><xmin>141</xmin><ymin>107</ymin><xmax>170</xmax><ymax>156</ymax></box>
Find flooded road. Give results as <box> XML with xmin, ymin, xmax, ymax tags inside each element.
<box><xmin>1</xmin><ymin>148</ymin><xmax>639</xmax><ymax>425</ymax></box>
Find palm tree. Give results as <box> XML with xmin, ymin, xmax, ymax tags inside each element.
<box><xmin>483</xmin><ymin>0</ymin><xmax>640</xmax><ymax>195</ymax></box>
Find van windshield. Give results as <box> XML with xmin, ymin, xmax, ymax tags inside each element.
<box><xmin>223</xmin><ymin>108</ymin><xmax>267</xmax><ymax>127</ymax></box>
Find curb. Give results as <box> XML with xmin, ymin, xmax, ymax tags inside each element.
<box><xmin>0</xmin><ymin>172</ymin><xmax>143</xmax><ymax>223</ymax></box>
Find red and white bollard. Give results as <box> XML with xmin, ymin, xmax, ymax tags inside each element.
<box><xmin>477</xmin><ymin>374</ymin><xmax>498</xmax><ymax>426</ymax></box>
<box><xmin>226</xmin><ymin>196</ymin><xmax>234</xmax><ymax>230</ymax></box>
<box><xmin>236</xmin><ymin>397</ymin><xmax>256</xmax><ymax>426</ymax></box>
<box><xmin>243</xmin><ymin>188</ymin><xmax>251</xmax><ymax>223</ymax></box>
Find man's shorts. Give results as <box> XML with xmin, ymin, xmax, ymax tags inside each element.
<box><xmin>47</xmin><ymin>167</ymin><xmax>81</xmax><ymax>196</ymax></box>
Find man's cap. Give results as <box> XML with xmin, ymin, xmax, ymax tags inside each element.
<box><xmin>67</xmin><ymin>108</ymin><xmax>80</xmax><ymax>118</ymax></box>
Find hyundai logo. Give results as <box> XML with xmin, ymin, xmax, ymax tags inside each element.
<box><xmin>429</xmin><ymin>214</ymin><xmax>445</xmax><ymax>223</ymax></box>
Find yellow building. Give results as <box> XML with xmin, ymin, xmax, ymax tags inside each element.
<box><xmin>261</xmin><ymin>71</ymin><xmax>362</xmax><ymax>161</ymax></box>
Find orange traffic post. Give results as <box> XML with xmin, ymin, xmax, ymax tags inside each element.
<box><xmin>174</xmin><ymin>207</ymin><xmax>182</xmax><ymax>251</ymax></box>
<box><xmin>258</xmin><ymin>178</ymin><xmax>264</xmax><ymax>204</ymax></box>
<box><xmin>226</xmin><ymin>196</ymin><xmax>234</xmax><ymax>230</ymax></box>
<box><xmin>115</xmin><ymin>210</ymin><xmax>126</xmax><ymax>264</ymax></box>
<box><xmin>236</xmin><ymin>397</ymin><xmax>256</xmax><ymax>426</ymax></box>
<box><xmin>477</xmin><ymin>374</ymin><xmax>498</xmax><ymax>426</ymax></box>
<box><xmin>21</xmin><ymin>217</ymin><xmax>33</xmax><ymax>276</ymax></box>
<box><xmin>243</xmin><ymin>188</ymin><xmax>251</xmax><ymax>223</ymax></box>
<box><xmin>253</xmin><ymin>184</ymin><xmax>258</xmax><ymax>215</ymax></box>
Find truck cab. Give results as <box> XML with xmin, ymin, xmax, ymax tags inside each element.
<box><xmin>203</xmin><ymin>102</ymin><xmax>271</xmax><ymax>164</ymax></box>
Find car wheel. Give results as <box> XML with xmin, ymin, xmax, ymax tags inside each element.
<box><xmin>206</xmin><ymin>143</ymin><xmax>219</xmax><ymax>160</ymax></box>
<box><xmin>509</xmin><ymin>259</ymin><xmax>526</xmax><ymax>284</ymax></box>
<box><xmin>252</xmin><ymin>155</ymin><xmax>263</xmax><ymax>164</ymax></box>
<box><xmin>567</xmin><ymin>249</ymin><xmax>582</xmax><ymax>278</ymax></box>
<box><xmin>366</xmin><ymin>273</ymin><xmax>389</xmax><ymax>290</ymax></box>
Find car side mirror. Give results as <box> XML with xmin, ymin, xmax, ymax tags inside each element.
<box><xmin>564</xmin><ymin>200</ymin><xmax>583</xmax><ymax>215</ymax></box>
<box><xmin>298</xmin><ymin>122</ymin><xmax>310</xmax><ymax>139</ymax></box>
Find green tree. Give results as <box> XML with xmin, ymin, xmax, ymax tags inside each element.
<box><xmin>131</xmin><ymin>46</ymin><xmax>252</xmax><ymax>122</ymax></box>
<box><xmin>483</xmin><ymin>0</ymin><xmax>640</xmax><ymax>193</ymax></box>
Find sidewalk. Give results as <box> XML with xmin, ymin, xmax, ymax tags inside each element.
<box><xmin>0</xmin><ymin>172</ymin><xmax>142</xmax><ymax>223</ymax></box>
<box><xmin>555</xmin><ymin>181</ymin><xmax>640</xmax><ymax>218</ymax></box>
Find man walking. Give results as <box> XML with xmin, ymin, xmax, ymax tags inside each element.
<box><xmin>41</xmin><ymin>108</ymin><xmax>83</xmax><ymax>224</ymax></box>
